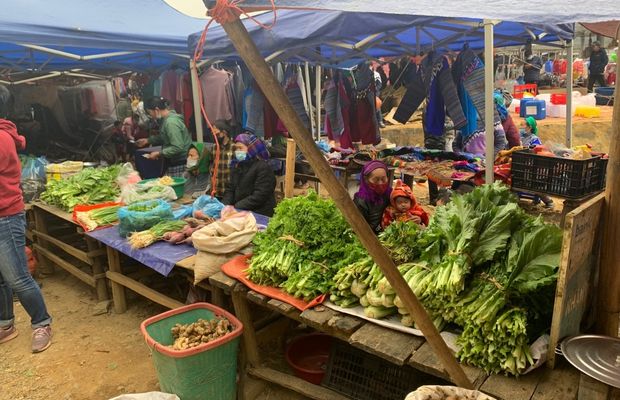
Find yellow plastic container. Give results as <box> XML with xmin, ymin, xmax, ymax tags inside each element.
<box><xmin>45</xmin><ymin>161</ymin><xmax>83</xmax><ymax>181</ymax></box>
<box><xmin>574</xmin><ymin>105</ymin><xmax>601</xmax><ymax>118</ymax></box>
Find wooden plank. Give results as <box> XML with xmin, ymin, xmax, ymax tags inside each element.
<box><xmin>175</xmin><ymin>255</ymin><xmax>195</xmax><ymax>270</ymax></box>
<box><xmin>267</xmin><ymin>298</ymin><xmax>297</xmax><ymax>315</ymax></box>
<box><xmin>33</xmin><ymin>206</ymin><xmax>52</xmax><ymax>273</ymax></box>
<box><xmin>106</xmin><ymin>246</ymin><xmax>127</xmax><ymax>314</ymax></box>
<box><xmin>247</xmin><ymin>290</ymin><xmax>269</xmax><ymax>306</ymax></box>
<box><xmin>231</xmin><ymin>286</ymin><xmax>261</xmax><ymax>367</ymax></box>
<box><xmin>248</xmin><ymin>367</ymin><xmax>350</xmax><ymax>400</ymax></box>
<box><xmin>284</xmin><ymin>138</ymin><xmax>296</xmax><ymax>198</ymax></box>
<box><xmin>300</xmin><ymin>306</ymin><xmax>337</xmax><ymax>328</ymax></box>
<box><xmin>349</xmin><ymin>323</ymin><xmax>423</xmax><ymax>365</ymax></box>
<box><xmin>106</xmin><ymin>271</ymin><xmax>184</xmax><ymax>310</ymax></box>
<box><xmin>577</xmin><ymin>373</ymin><xmax>610</xmax><ymax>400</ymax></box>
<box><xmin>408</xmin><ymin>342</ymin><xmax>487</xmax><ymax>388</ymax></box>
<box><xmin>33</xmin><ymin>244</ymin><xmax>95</xmax><ymax>287</ymax></box>
<box><xmin>32</xmin><ymin>230</ymin><xmax>91</xmax><ymax>265</ymax></box>
<box><xmin>530</xmin><ymin>363</ymin><xmax>580</xmax><ymax>400</ymax></box>
<box><xmin>32</xmin><ymin>202</ymin><xmax>75</xmax><ymax>224</ymax></box>
<box><xmin>327</xmin><ymin>314</ymin><xmax>365</xmax><ymax>336</ymax></box>
<box><xmin>479</xmin><ymin>367</ymin><xmax>542</xmax><ymax>400</ymax></box>
<box><xmin>549</xmin><ymin>193</ymin><xmax>604</xmax><ymax>367</ymax></box>
<box><xmin>220</xmin><ymin>16</ymin><xmax>472</xmax><ymax>389</ymax></box>
<box><xmin>85</xmin><ymin>236</ymin><xmax>109</xmax><ymax>301</ymax></box>
<box><xmin>208</xmin><ymin>271</ymin><xmax>238</xmax><ymax>292</ymax></box>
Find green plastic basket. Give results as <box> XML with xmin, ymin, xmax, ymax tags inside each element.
<box><xmin>140</xmin><ymin>303</ymin><xmax>243</xmax><ymax>400</ymax></box>
<box><xmin>139</xmin><ymin>177</ymin><xmax>187</xmax><ymax>198</ymax></box>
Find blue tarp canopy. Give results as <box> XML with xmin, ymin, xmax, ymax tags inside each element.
<box><xmin>189</xmin><ymin>10</ymin><xmax>574</xmax><ymax>67</ymax></box>
<box><xmin>0</xmin><ymin>0</ymin><xmax>209</xmax><ymax>77</ymax></box>
<box><xmin>228</xmin><ymin>0</ymin><xmax>620</xmax><ymax>25</ymax></box>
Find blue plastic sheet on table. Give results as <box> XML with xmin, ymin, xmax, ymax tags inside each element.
<box><xmin>192</xmin><ymin>195</ymin><xmax>225</xmax><ymax>218</ymax></box>
<box><xmin>316</xmin><ymin>141</ymin><xmax>331</xmax><ymax>153</ymax></box>
<box><xmin>173</xmin><ymin>205</ymin><xmax>193</xmax><ymax>220</ymax></box>
<box><xmin>87</xmin><ymin>212</ymin><xmax>270</xmax><ymax>276</ymax></box>
<box><xmin>86</xmin><ymin>225</ymin><xmax>196</xmax><ymax>276</ymax></box>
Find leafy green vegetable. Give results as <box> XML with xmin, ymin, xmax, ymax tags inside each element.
<box><xmin>40</xmin><ymin>165</ymin><xmax>121</xmax><ymax>211</ymax></box>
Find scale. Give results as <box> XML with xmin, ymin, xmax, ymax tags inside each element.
<box><xmin>561</xmin><ymin>335</ymin><xmax>620</xmax><ymax>389</ymax></box>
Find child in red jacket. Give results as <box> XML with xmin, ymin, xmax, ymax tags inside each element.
<box><xmin>381</xmin><ymin>180</ymin><xmax>429</xmax><ymax>229</ymax></box>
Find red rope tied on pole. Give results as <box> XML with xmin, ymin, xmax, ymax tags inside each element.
<box><xmin>192</xmin><ymin>0</ymin><xmax>277</xmax><ymax>198</ymax></box>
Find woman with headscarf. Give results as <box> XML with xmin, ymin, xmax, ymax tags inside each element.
<box><xmin>494</xmin><ymin>92</ymin><xmax>521</xmax><ymax>148</ymax></box>
<box><xmin>353</xmin><ymin>160</ymin><xmax>392</xmax><ymax>234</ymax></box>
<box><xmin>520</xmin><ymin>116</ymin><xmax>542</xmax><ymax>147</ymax></box>
<box><xmin>185</xmin><ymin>142</ymin><xmax>211</xmax><ymax>196</ymax></box>
<box><xmin>223</xmin><ymin>133</ymin><xmax>276</xmax><ymax>216</ymax></box>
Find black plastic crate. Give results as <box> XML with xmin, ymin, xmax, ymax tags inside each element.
<box><xmin>323</xmin><ymin>340</ymin><xmax>447</xmax><ymax>400</ymax></box>
<box><xmin>511</xmin><ymin>150</ymin><xmax>608</xmax><ymax>199</ymax></box>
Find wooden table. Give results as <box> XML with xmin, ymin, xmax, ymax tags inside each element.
<box><xmin>205</xmin><ymin>271</ymin><xmax>586</xmax><ymax>400</ymax></box>
<box><xmin>31</xmin><ymin>202</ymin><xmax>109</xmax><ymax>301</ymax></box>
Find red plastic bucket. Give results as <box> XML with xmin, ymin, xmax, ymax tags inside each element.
<box><xmin>285</xmin><ymin>333</ymin><xmax>332</xmax><ymax>385</ymax></box>
<box><xmin>551</xmin><ymin>93</ymin><xmax>567</xmax><ymax>105</ymax></box>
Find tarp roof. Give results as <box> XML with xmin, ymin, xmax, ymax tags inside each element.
<box><xmin>0</xmin><ymin>0</ymin><xmax>209</xmax><ymax>76</ymax></box>
<box><xmin>581</xmin><ymin>21</ymin><xmax>620</xmax><ymax>39</ymax></box>
<box><xmin>189</xmin><ymin>10</ymin><xmax>574</xmax><ymax>67</ymax></box>
<box><xmin>229</xmin><ymin>0</ymin><xmax>620</xmax><ymax>25</ymax></box>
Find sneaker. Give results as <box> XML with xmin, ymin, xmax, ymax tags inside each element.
<box><xmin>31</xmin><ymin>325</ymin><xmax>52</xmax><ymax>353</ymax></box>
<box><xmin>379</xmin><ymin>121</ymin><xmax>386</xmax><ymax>128</ymax></box>
<box><xmin>0</xmin><ymin>325</ymin><xmax>18</xmax><ymax>344</ymax></box>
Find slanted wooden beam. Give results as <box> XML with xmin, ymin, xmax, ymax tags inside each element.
<box><xmin>214</xmin><ymin>12</ymin><xmax>473</xmax><ymax>389</ymax></box>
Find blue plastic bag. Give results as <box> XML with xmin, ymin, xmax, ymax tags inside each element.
<box><xmin>21</xmin><ymin>156</ymin><xmax>48</xmax><ymax>202</ymax></box>
<box><xmin>192</xmin><ymin>195</ymin><xmax>225</xmax><ymax>219</ymax></box>
<box><xmin>173</xmin><ymin>205</ymin><xmax>193</xmax><ymax>220</ymax></box>
<box><xmin>118</xmin><ymin>199</ymin><xmax>174</xmax><ymax>237</ymax></box>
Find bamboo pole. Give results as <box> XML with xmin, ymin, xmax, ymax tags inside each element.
<box><xmin>189</xmin><ymin>60</ymin><xmax>205</xmax><ymax>142</ymax></box>
<box><xmin>565</xmin><ymin>40</ymin><xmax>574</xmax><ymax>147</ymax></box>
<box><xmin>284</xmin><ymin>138</ymin><xmax>296</xmax><ymax>198</ymax></box>
<box><xmin>216</xmin><ymin>15</ymin><xmax>473</xmax><ymax>389</ymax></box>
<box><xmin>596</xmin><ymin>28</ymin><xmax>620</xmax><ymax>337</ymax></box>
<box><xmin>483</xmin><ymin>20</ymin><xmax>495</xmax><ymax>184</ymax></box>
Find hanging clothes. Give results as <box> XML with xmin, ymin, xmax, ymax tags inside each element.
<box><xmin>160</xmin><ymin>69</ymin><xmax>180</xmax><ymax>111</ymax></box>
<box><xmin>351</xmin><ymin>64</ymin><xmax>380</xmax><ymax>145</ymax></box>
<box><xmin>231</xmin><ymin>64</ymin><xmax>246</xmax><ymax>126</ymax></box>
<box><xmin>199</xmin><ymin>66</ymin><xmax>234</xmax><ymax>123</ymax></box>
<box><xmin>244</xmin><ymin>83</ymin><xmax>265</xmax><ymax>137</ymax></box>
<box><xmin>181</xmin><ymin>73</ymin><xmax>194</xmax><ymax>130</ymax></box>
<box><xmin>324</xmin><ymin>72</ymin><xmax>353</xmax><ymax>148</ymax></box>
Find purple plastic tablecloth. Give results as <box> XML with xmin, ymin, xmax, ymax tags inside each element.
<box><xmin>86</xmin><ymin>225</ymin><xmax>196</xmax><ymax>276</ymax></box>
<box><xmin>86</xmin><ymin>213</ymin><xmax>270</xmax><ymax>277</ymax></box>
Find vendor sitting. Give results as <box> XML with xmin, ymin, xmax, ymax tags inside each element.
<box><xmin>223</xmin><ymin>133</ymin><xmax>276</xmax><ymax>217</ymax></box>
<box><xmin>381</xmin><ymin>180</ymin><xmax>429</xmax><ymax>229</ymax></box>
<box><xmin>521</xmin><ymin>116</ymin><xmax>542</xmax><ymax>147</ymax></box>
<box><xmin>185</xmin><ymin>142</ymin><xmax>211</xmax><ymax>196</ymax></box>
<box><xmin>353</xmin><ymin>160</ymin><xmax>391</xmax><ymax>234</ymax></box>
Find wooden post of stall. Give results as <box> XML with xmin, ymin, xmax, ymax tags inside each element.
<box><xmin>284</xmin><ymin>138</ymin><xmax>296</xmax><ymax>198</ymax></box>
<box><xmin>214</xmin><ymin>12</ymin><xmax>472</xmax><ymax>389</ymax></box>
<box><xmin>596</xmin><ymin>27</ymin><xmax>620</xmax><ymax>337</ymax></box>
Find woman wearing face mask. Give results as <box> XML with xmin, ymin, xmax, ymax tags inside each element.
<box><xmin>223</xmin><ymin>133</ymin><xmax>276</xmax><ymax>216</ymax></box>
<box><xmin>209</xmin><ymin>120</ymin><xmax>235</xmax><ymax>199</ymax></box>
<box><xmin>185</xmin><ymin>142</ymin><xmax>211</xmax><ymax>195</ymax></box>
<box><xmin>135</xmin><ymin>97</ymin><xmax>192</xmax><ymax>177</ymax></box>
<box><xmin>353</xmin><ymin>160</ymin><xmax>392</xmax><ymax>234</ymax></box>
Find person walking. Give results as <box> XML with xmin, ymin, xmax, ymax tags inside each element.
<box><xmin>0</xmin><ymin>85</ymin><xmax>53</xmax><ymax>353</ymax></box>
<box><xmin>588</xmin><ymin>41</ymin><xmax>609</xmax><ymax>93</ymax></box>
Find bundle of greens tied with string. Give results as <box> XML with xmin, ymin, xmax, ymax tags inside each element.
<box><xmin>330</xmin><ymin>183</ymin><xmax>562</xmax><ymax>376</ymax></box>
<box><xmin>246</xmin><ymin>191</ymin><xmax>366</xmax><ymax>301</ymax></box>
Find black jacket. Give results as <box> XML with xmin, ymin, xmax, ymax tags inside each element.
<box><xmin>223</xmin><ymin>158</ymin><xmax>277</xmax><ymax>217</ymax></box>
<box><xmin>589</xmin><ymin>49</ymin><xmax>609</xmax><ymax>75</ymax></box>
<box><xmin>353</xmin><ymin>194</ymin><xmax>389</xmax><ymax>234</ymax></box>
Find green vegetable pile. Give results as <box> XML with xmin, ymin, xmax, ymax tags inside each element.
<box><xmin>41</xmin><ymin>165</ymin><xmax>121</xmax><ymax>211</ymax></box>
<box><xmin>75</xmin><ymin>205</ymin><xmax>121</xmax><ymax>231</ymax></box>
<box><xmin>247</xmin><ymin>191</ymin><xmax>365</xmax><ymax>301</ymax></box>
<box><xmin>332</xmin><ymin>183</ymin><xmax>562</xmax><ymax>376</ymax></box>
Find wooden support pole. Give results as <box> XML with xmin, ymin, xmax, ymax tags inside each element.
<box><xmin>284</xmin><ymin>138</ymin><xmax>296</xmax><ymax>198</ymax></box>
<box><xmin>216</xmin><ymin>15</ymin><xmax>472</xmax><ymax>389</ymax></box>
<box><xmin>596</xmin><ymin>28</ymin><xmax>620</xmax><ymax>337</ymax></box>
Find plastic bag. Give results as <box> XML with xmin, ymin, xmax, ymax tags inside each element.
<box><xmin>192</xmin><ymin>195</ymin><xmax>225</xmax><ymax>219</ymax></box>
<box><xmin>172</xmin><ymin>205</ymin><xmax>193</xmax><ymax>220</ymax></box>
<box><xmin>119</xmin><ymin>183</ymin><xmax>177</xmax><ymax>204</ymax></box>
<box><xmin>118</xmin><ymin>199</ymin><xmax>174</xmax><ymax>238</ymax></box>
<box><xmin>116</xmin><ymin>162</ymin><xmax>142</xmax><ymax>189</ymax></box>
<box><xmin>405</xmin><ymin>386</ymin><xmax>497</xmax><ymax>400</ymax></box>
<box><xmin>21</xmin><ymin>156</ymin><xmax>48</xmax><ymax>202</ymax></box>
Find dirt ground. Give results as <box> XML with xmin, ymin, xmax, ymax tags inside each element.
<box><xmin>0</xmin><ymin>270</ymin><xmax>308</xmax><ymax>400</ymax></box>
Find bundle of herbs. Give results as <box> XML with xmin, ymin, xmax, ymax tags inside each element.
<box><xmin>246</xmin><ymin>191</ymin><xmax>362</xmax><ymax>301</ymax></box>
<box><xmin>41</xmin><ymin>165</ymin><xmax>121</xmax><ymax>211</ymax></box>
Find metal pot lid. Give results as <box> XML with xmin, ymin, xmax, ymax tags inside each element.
<box><xmin>561</xmin><ymin>335</ymin><xmax>620</xmax><ymax>388</ymax></box>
